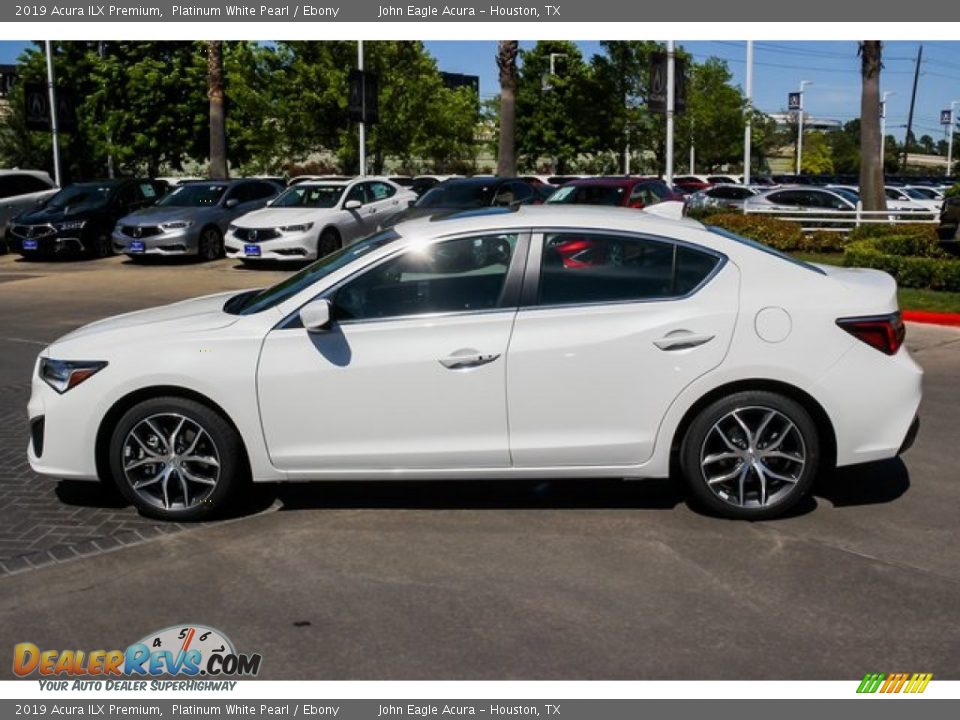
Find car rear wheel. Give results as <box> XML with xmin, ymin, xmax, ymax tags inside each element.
<box><xmin>318</xmin><ymin>228</ymin><xmax>341</xmax><ymax>258</ymax></box>
<box><xmin>198</xmin><ymin>227</ymin><xmax>223</xmax><ymax>261</ymax></box>
<box><xmin>108</xmin><ymin>397</ymin><xmax>247</xmax><ymax>521</ymax></box>
<box><xmin>680</xmin><ymin>391</ymin><xmax>819</xmax><ymax>520</ymax></box>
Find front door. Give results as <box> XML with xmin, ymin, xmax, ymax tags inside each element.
<box><xmin>506</xmin><ymin>231</ymin><xmax>739</xmax><ymax>467</ymax></box>
<box><xmin>257</xmin><ymin>231</ymin><xmax>527</xmax><ymax>474</ymax></box>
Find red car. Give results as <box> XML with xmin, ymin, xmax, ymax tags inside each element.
<box><xmin>545</xmin><ymin>176</ymin><xmax>684</xmax><ymax>210</ymax></box>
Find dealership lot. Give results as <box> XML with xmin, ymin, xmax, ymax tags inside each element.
<box><xmin>0</xmin><ymin>251</ymin><xmax>958</xmax><ymax>678</ymax></box>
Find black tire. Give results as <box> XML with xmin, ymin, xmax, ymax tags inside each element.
<box><xmin>108</xmin><ymin>396</ymin><xmax>248</xmax><ymax>521</ymax></box>
<box><xmin>680</xmin><ymin>390</ymin><xmax>819</xmax><ymax>520</ymax></box>
<box><xmin>317</xmin><ymin>227</ymin><xmax>341</xmax><ymax>258</ymax></box>
<box><xmin>197</xmin><ymin>226</ymin><xmax>223</xmax><ymax>262</ymax></box>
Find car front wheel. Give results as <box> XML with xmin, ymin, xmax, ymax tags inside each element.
<box><xmin>680</xmin><ymin>390</ymin><xmax>819</xmax><ymax>520</ymax></box>
<box><xmin>108</xmin><ymin>397</ymin><xmax>246</xmax><ymax>520</ymax></box>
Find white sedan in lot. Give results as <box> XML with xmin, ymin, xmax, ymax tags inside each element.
<box><xmin>225</xmin><ymin>178</ymin><xmax>415</xmax><ymax>262</ymax></box>
<box><xmin>27</xmin><ymin>206</ymin><xmax>922</xmax><ymax>521</ymax></box>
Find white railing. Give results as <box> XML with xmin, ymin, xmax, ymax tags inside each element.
<box><xmin>742</xmin><ymin>203</ymin><xmax>939</xmax><ymax>233</ymax></box>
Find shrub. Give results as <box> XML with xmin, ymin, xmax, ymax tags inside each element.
<box><xmin>847</xmin><ymin>223</ymin><xmax>939</xmax><ymax>243</ymax></box>
<box><xmin>844</xmin><ymin>234</ymin><xmax>960</xmax><ymax>292</ymax></box>
<box><xmin>944</xmin><ymin>184</ymin><xmax>960</xmax><ymax>199</ymax></box>
<box><xmin>702</xmin><ymin>213</ymin><xmax>805</xmax><ymax>251</ymax></box>
<box><xmin>803</xmin><ymin>231</ymin><xmax>847</xmax><ymax>253</ymax></box>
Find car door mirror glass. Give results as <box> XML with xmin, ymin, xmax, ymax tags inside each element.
<box><xmin>225</xmin><ymin>198</ymin><xmax>240</xmax><ymax>209</ymax></box>
<box><xmin>300</xmin><ymin>299</ymin><xmax>332</xmax><ymax>333</ymax></box>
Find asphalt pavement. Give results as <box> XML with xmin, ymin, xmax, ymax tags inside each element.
<box><xmin>0</xmin><ymin>250</ymin><xmax>958</xmax><ymax>679</ymax></box>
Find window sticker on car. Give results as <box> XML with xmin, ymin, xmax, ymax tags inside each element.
<box><xmin>547</xmin><ymin>186</ymin><xmax>575</xmax><ymax>202</ymax></box>
<box><xmin>140</xmin><ymin>183</ymin><xmax>157</xmax><ymax>198</ymax></box>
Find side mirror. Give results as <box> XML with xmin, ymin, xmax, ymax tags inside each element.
<box><xmin>344</xmin><ymin>199</ymin><xmax>362</xmax><ymax>211</ymax></box>
<box><xmin>300</xmin><ymin>298</ymin><xmax>332</xmax><ymax>333</ymax></box>
<box><xmin>225</xmin><ymin>198</ymin><xmax>240</xmax><ymax>209</ymax></box>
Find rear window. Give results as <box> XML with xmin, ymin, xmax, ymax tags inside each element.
<box><xmin>708</xmin><ymin>227</ymin><xmax>825</xmax><ymax>275</ymax></box>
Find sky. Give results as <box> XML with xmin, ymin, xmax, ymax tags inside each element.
<box><xmin>3</xmin><ymin>39</ymin><xmax>959</xmax><ymax>143</ymax></box>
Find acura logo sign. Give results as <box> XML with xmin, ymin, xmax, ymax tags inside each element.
<box><xmin>133</xmin><ymin>227</ymin><xmax>143</xmax><ymax>238</ymax></box>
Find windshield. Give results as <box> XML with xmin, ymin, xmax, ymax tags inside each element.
<box><xmin>415</xmin><ymin>183</ymin><xmax>495</xmax><ymax>209</ymax></box>
<box><xmin>46</xmin><ymin>184</ymin><xmax>115</xmax><ymax>210</ymax></box>
<box><xmin>226</xmin><ymin>229</ymin><xmax>401</xmax><ymax>315</ymax></box>
<box><xmin>904</xmin><ymin>187</ymin><xmax>934</xmax><ymax>200</ymax></box>
<box><xmin>832</xmin><ymin>188</ymin><xmax>860</xmax><ymax>204</ymax></box>
<box><xmin>546</xmin><ymin>185</ymin><xmax>626</xmax><ymax>206</ymax></box>
<box><xmin>272</xmin><ymin>184</ymin><xmax>345</xmax><ymax>208</ymax></box>
<box><xmin>159</xmin><ymin>183</ymin><xmax>228</xmax><ymax>207</ymax></box>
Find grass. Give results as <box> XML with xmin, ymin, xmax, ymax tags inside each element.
<box><xmin>790</xmin><ymin>252</ymin><xmax>960</xmax><ymax>314</ymax></box>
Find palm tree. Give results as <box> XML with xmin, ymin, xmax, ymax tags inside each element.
<box><xmin>858</xmin><ymin>41</ymin><xmax>885</xmax><ymax>211</ymax></box>
<box><xmin>207</xmin><ymin>41</ymin><xmax>228</xmax><ymax>179</ymax></box>
<box><xmin>496</xmin><ymin>41</ymin><xmax>519</xmax><ymax>177</ymax></box>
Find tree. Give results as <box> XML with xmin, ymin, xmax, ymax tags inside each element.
<box><xmin>496</xmin><ymin>41</ymin><xmax>519</xmax><ymax>176</ymax></box>
<box><xmin>800</xmin><ymin>132</ymin><xmax>834</xmax><ymax>174</ymax></box>
<box><xmin>674</xmin><ymin>58</ymin><xmax>747</xmax><ymax>172</ymax></box>
<box><xmin>827</xmin><ymin>119</ymin><xmax>861</xmax><ymax>174</ymax></box>
<box><xmin>858</xmin><ymin>41</ymin><xmax>886</xmax><ymax>211</ymax></box>
<box><xmin>207</xmin><ymin>40</ymin><xmax>228</xmax><ymax>179</ymax></box>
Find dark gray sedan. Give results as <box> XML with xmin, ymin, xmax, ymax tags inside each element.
<box><xmin>112</xmin><ymin>179</ymin><xmax>281</xmax><ymax>261</ymax></box>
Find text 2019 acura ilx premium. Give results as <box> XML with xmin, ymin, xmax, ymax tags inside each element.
<box><xmin>27</xmin><ymin>206</ymin><xmax>922</xmax><ymax>521</ymax></box>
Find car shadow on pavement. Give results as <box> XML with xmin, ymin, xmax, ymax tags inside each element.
<box><xmin>273</xmin><ymin>477</ymin><xmax>686</xmax><ymax>512</ymax></box>
<box><xmin>230</xmin><ymin>260</ymin><xmax>308</xmax><ymax>271</ymax></box>
<box><xmin>814</xmin><ymin>457</ymin><xmax>911</xmax><ymax>508</ymax></box>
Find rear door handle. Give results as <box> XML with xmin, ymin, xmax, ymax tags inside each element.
<box><xmin>654</xmin><ymin>331</ymin><xmax>715</xmax><ymax>351</ymax></box>
<box><xmin>439</xmin><ymin>350</ymin><xmax>501</xmax><ymax>369</ymax></box>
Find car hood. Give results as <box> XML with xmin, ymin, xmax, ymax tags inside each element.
<box><xmin>47</xmin><ymin>290</ymin><xmax>248</xmax><ymax>352</ymax></box>
<box><xmin>15</xmin><ymin>203</ymin><xmax>106</xmax><ymax>224</ymax></box>
<box><xmin>233</xmin><ymin>207</ymin><xmax>334</xmax><ymax>228</ymax></box>
<box><xmin>119</xmin><ymin>206</ymin><xmax>219</xmax><ymax>226</ymax></box>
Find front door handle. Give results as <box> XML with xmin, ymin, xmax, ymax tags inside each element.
<box><xmin>439</xmin><ymin>350</ymin><xmax>501</xmax><ymax>370</ymax></box>
<box><xmin>654</xmin><ymin>331</ymin><xmax>716</xmax><ymax>351</ymax></box>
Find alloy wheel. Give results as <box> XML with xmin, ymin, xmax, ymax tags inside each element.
<box><xmin>699</xmin><ymin>406</ymin><xmax>806</xmax><ymax>509</ymax></box>
<box><xmin>120</xmin><ymin>413</ymin><xmax>221</xmax><ymax>511</ymax></box>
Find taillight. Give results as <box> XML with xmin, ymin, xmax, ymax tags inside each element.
<box><xmin>836</xmin><ymin>312</ymin><xmax>905</xmax><ymax>355</ymax></box>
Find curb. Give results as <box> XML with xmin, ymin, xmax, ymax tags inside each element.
<box><xmin>903</xmin><ymin>310</ymin><xmax>960</xmax><ymax>327</ymax></box>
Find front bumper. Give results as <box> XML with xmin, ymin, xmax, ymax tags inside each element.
<box><xmin>112</xmin><ymin>226</ymin><xmax>199</xmax><ymax>255</ymax></box>
<box><xmin>12</xmin><ymin>231</ymin><xmax>87</xmax><ymax>255</ymax></box>
<box><xmin>27</xmin><ymin>358</ymin><xmax>103</xmax><ymax>481</ymax></box>
<box><xmin>225</xmin><ymin>230</ymin><xmax>316</xmax><ymax>261</ymax></box>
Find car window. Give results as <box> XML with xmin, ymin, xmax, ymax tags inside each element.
<box><xmin>344</xmin><ymin>183</ymin><xmax>367</xmax><ymax>206</ymax></box>
<box><xmin>546</xmin><ymin>185</ymin><xmax>626</xmax><ymax>206</ymax></box>
<box><xmin>493</xmin><ymin>185</ymin><xmax>517</xmax><ymax>207</ymax></box>
<box><xmin>766</xmin><ymin>190</ymin><xmax>797</xmax><ymax>205</ymax></box>
<box><xmin>507</xmin><ymin>182</ymin><xmax>535</xmax><ymax>203</ymax></box>
<box><xmin>333</xmin><ymin>233</ymin><xmax>519</xmax><ymax>321</ymax></box>
<box><xmin>250</xmin><ymin>182</ymin><xmax>279</xmax><ymax>201</ymax></box>
<box><xmin>538</xmin><ymin>233</ymin><xmax>720</xmax><ymax>306</ymax></box>
<box><xmin>273</xmin><ymin>185</ymin><xmax>345</xmax><ymax>208</ymax></box>
<box><xmin>230</xmin><ymin>182</ymin><xmax>270</xmax><ymax>204</ymax></box>
<box><xmin>368</xmin><ymin>181</ymin><xmax>396</xmax><ymax>201</ymax></box>
<box><xmin>0</xmin><ymin>174</ymin><xmax>52</xmax><ymax>198</ymax></box>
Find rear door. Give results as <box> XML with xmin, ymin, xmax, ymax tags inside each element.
<box><xmin>506</xmin><ymin>229</ymin><xmax>740</xmax><ymax>467</ymax></box>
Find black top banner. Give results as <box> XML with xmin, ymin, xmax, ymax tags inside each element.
<box><xmin>4</xmin><ymin>0</ymin><xmax>956</xmax><ymax>22</ymax></box>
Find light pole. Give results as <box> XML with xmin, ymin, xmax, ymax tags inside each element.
<box><xmin>665</xmin><ymin>40</ymin><xmax>675</xmax><ymax>185</ymax></box>
<box><xmin>795</xmin><ymin>80</ymin><xmax>812</xmax><ymax>176</ymax></box>
<box><xmin>947</xmin><ymin>100</ymin><xmax>959</xmax><ymax>177</ymax></box>
<box><xmin>542</xmin><ymin>53</ymin><xmax>567</xmax><ymax>172</ymax></box>
<box><xmin>743</xmin><ymin>40</ymin><xmax>754</xmax><ymax>185</ymax></box>
<box><xmin>880</xmin><ymin>91</ymin><xmax>894</xmax><ymax>169</ymax></box>
<box><xmin>44</xmin><ymin>41</ymin><xmax>61</xmax><ymax>187</ymax></box>
<box><xmin>357</xmin><ymin>40</ymin><xmax>366</xmax><ymax>177</ymax></box>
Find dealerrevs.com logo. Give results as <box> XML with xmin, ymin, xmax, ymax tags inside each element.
<box><xmin>857</xmin><ymin>672</ymin><xmax>933</xmax><ymax>694</ymax></box>
<box><xmin>13</xmin><ymin>624</ymin><xmax>262</xmax><ymax>686</ymax></box>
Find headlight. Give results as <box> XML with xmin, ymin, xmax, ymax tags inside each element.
<box><xmin>160</xmin><ymin>221</ymin><xmax>194</xmax><ymax>230</ymax></box>
<box><xmin>281</xmin><ymin>223</ymin><xmax>314</xmax><ymax>233</ymax></box>
<box><xmin>40</xmin><ymin>359</ymin><xmax>107</xmax><ymax>394</ymax></box>
<box><xmin>57</xmin><ymin>220</ymin><xmax>86</xmax><ymax>231</ymax></box>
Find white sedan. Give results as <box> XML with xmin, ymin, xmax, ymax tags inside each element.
<box><xmin>27</xmin><ymin>206</ymin><xmax>922</xmax><ymax>521</ymax></box>
<box><xmin>225</xmin><ymin>178</ymin><xmax>415</xmax><ymax>262</ymax></box>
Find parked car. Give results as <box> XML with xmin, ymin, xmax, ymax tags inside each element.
<box><xmin>746</xmin><ymin>186</ymin><xmax>861</xmax><ymax>214</ymax></box>
<box><xmin>937</xmin><ymin>195</ymin><xmax>960</xmax><ymax>252</ymax></box>
<box><xmin>885</xmin><ymin>186</ymin><xmax>942</xmax><ymax>213</ymax></box>
<box><xmin>0</xmin><ymin>169</ymin><xmax>58</xmax><ymax>250</ymax></box>
<box><xmin>112</xmin><ymin>178</ymin><xmax>282</xmax><ymax>261</ymax></box>
<box><xmin>27</xmin><ymin>206</ymin><xmax>921</xmax><ymax>522</ymax></box>
<box><xmin>225</xmin><ymin>177</ymin><xmax>415</xmax><ymax>263</ymax></box>
<box><xmin>672</xmin><ymin>175</ymin><xmax>712</xmax><ymax>193</ymax></box>
<box><xmin>397</xmin><ymin>177</ymin><xmax>540</xmax><ymax>222</ymax></box>
<box><xmin>545</xmin><ymin>177</ymin><xmax>683</xmax><ymax>209</ymax></box>
<box><xmin>11</xmin><ymin>179</ymin><xmax>166</xmax><ymax>258</ymax></box>
<box><xmin>684</xmin><ymin>184</ymin><xmax>763</xmax><ymax>213</ymax></box>
<box><xmin>826</xmin><ymin>185</ymin><xmax>932</xmax><ymax>215</ymax></box>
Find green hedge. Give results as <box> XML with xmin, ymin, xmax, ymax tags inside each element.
<box><xmin>844</xmin><ymin>233</ymin><xmax>960</xmax><ymax>292</ymax></box>
<box><xmin>944</xmin><ymin>184</ymin><xmax>960</xmax><ymax>199</ymax></box>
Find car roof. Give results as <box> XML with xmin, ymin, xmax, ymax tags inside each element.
<box><xmin>564</xmin><ymin>176</ymin><xmax>656</xmax><ymax>187</ymax></box>
<box><xmin>391</xmin><ymin>204</ymin><xmax>704</xmax><ymax>240</ymax></box>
